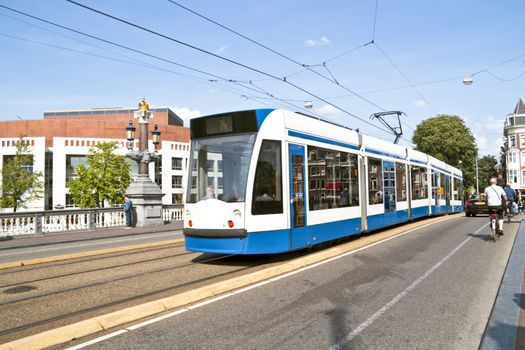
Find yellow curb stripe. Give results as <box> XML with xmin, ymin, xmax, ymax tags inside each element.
<box><xmin>0</xmin><ymin>214</ymin><xmax>460</xmax><ymax>350</ymax></box>
<box><xmin>0</xmin><ymin>238</ymin><xmax>184</xmax><ymax>270</ymax></box>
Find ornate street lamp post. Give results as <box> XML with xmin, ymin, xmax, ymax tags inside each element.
<box><xmin>124</xmin><ymin>98</ymin><xmax>164</xmax><ymax>227</ymax></box>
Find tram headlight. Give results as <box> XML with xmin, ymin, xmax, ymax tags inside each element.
<box><xmin>233</xmin><ymin>209</ymin><xmax>241</xmax><ymax>218</ymax></box>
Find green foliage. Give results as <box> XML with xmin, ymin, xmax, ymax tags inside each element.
<box><xmin>477</xmin><ymin>155</ymin><xmax>498</xmax><ymax>186</ymax></box>
<box><xmin>0</xmin><ymin>137</ymin><xmax>44</xmax><ymax>212</ymax></box>
<box><xmin>68</xmin><ymin>142</ymin><xmax>131</xmax><ymax>208</ymax></box>
<box><xmin>412</xmin><ymin>114</ymin><xmax>478</xmax><ymax>189</ymax></box>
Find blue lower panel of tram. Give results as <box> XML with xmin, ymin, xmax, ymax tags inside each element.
<box><xmin>411</xmin><ymin>206</ymin><xmax>429</xmax><ymax>219</ymax></box>
<box><xmin>431</xmin><ymin>205</ymin><xmax>452</xmax><ymax>215</ymax></box>
<box><xmin>186</xmin><ymin>217</ymin><xmax>362</xmax><ymax>254</ymax></box>
<box><xmin>367</xmin><ymin>210</ymin><xmax>409</xmax><ymax>231</ymax></box>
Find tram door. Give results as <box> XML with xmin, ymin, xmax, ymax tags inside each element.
<box><xmin>445</xmin><ymin>175</ymin><xmax>451</xmax><ymax>208</ymax></box>
<box><xmin>383</xmin><ymin>161</ymin><xmax>396</xmax><ymax>224</ymax></box>
<box><xmin>289</xmin><ymin>144</ymin><xmax>308</xmax><ymax>249</ymax></box>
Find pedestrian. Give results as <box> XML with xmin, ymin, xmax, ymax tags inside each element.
<box><xmin>124</xmin><ymin>195</ymin><xmax>133</xmax><ymax>229</ymax></box>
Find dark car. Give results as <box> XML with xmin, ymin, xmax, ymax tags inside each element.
<box><xmin>465</xmin><ymin>197</ymin><xmax>489</xmax><ymax>216</ymax></box>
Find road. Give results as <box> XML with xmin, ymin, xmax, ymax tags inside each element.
<box><xmin>0</xmin><ymin>231</ymin><xmax>183</xmax><ymax>264</ymax></box>
<box><xmin>68</xmin><ymin>215</ymin><xmax>520</xmax><ymax>350</ymax></box>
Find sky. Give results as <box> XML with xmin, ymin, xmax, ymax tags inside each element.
<box><xmin>0</xmin><ymin>0</ymin><xmax>523</xmax><ymax>158</ymax></box>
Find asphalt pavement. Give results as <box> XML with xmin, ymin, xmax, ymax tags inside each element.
<box><xmin>66</xmin><ymin>215</ymin><xmax>519</xmax><ymax>350</ymax></box>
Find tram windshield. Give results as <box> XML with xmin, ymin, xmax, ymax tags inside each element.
<box><xmin>187</xmin><ymin>133</ymin><xmax>257</xmax><ymax>203</ymax></box>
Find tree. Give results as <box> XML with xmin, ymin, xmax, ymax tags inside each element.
<box><xmin>0</xmin><ymin>137</ymin><xmax>44</xmax><ymax>212</ymax></box>
<box><xmin>477</xmin><ymin>155</ymin><xmax>498</xmax><ymax>186</ymax></box>
<box><xmin>68</xmin><ymin>142</ymin><xmax>131</xmax><ymax>208</ymax></box>
<box><xmin>412</xmin><ymin>114</ymin><xmax>477</xmax><ymax>189</ymax></box>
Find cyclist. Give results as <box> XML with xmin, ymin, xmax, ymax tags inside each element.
<box><xmin>484</xmin><ymin>178</ymin><xmax>507</xmax><ymax>236</ymax></box>
<box><xmin>504</xmin><ymin>183</ymin><xmax>516</xmax><ymax>215</ymax></box>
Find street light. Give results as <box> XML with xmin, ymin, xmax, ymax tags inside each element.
<box><xmin>151</xmin><ymin>124</ymin><xmax>161</xmax><ymax>148</ymax></box>
<box><xmin>463</xmin><ymin>76</ymin><xmax>474</xmax><ymax>85</ymax></box>
<box><xmin>126</xmin><ymin>120</ymin><xmax>136</xmax><ymax>149</ymax></box>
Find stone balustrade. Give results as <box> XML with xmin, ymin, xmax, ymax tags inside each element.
<box><xmin>0</xmin><ymin>205</ymin><xmax>184</xmax><ymax>237</ymax></box>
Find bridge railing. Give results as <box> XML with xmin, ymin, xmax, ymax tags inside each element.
<box><xmin>0</xmin><ymin>205</ymin><xmax>184</xmax><ymax>238</ymax></box>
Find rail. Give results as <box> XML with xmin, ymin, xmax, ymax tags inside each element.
<box><xmin>0</xmin><ymin>205</ymin><xmax>184</xmax><ymax>237</ymax></box>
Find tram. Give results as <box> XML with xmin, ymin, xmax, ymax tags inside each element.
<box><xmin>183</xmin><ymin>109</ymin><xmax>464</xmax><ymax>254</ymax></box>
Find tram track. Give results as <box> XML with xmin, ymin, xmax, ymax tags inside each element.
<box><xmin>0</xmin><ymin>253</ymin><xmax>234</xmax><ymax>306</ymax></box>
<box><xmin>0</xmin><ymin>263</ymin><xmax>251</xmax><ymax>337</ymax></box>
<box><xmin>0</xmin><ymin>241</ymin><xmax>186</xmax><ymax>275</ymax></box>
<box><xmin>0</xmin><ymin>250</ymin><xmax>193</xmax><ymax>289</ymax></box>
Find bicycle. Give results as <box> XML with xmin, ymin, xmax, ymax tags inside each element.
<box><xmin>506</xmin><ymin>201</ymin><xmax>514</xmax><ymax>224</ymax></box>
<box><xmin>488</xmin><ymin>208</ymin><xmax>501</xmax><ymax>242</ymax></box>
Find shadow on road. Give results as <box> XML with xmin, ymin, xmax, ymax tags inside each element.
<box><xmin>467</xmin><ymin>232</ymin><xmax>494</xmax><ymax>242</ymax></box>
<box><xmin>514</xmin><ymin>293</ymin><xmax>525</xmax><ymax>310</ymax></box>
<box><xmin>483</xmin><ymin>319</ymin><xmax>525</xmax><ymax>349</ymax></box>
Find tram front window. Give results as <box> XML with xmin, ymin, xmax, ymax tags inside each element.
<box><xmin>187</xmin><ymin>133</ymin><xmax>256</xmax><ymax>203</ymax></box>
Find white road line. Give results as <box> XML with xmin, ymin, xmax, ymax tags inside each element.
<box><xmin>329</xmin><ymin>223</ymin><xmax>485</xmax><ymax>350</ymax></box>
<box><xmin>65</xmin><ymin>329</ymin><xmax>128</xmax><ymax>350</ymax></box>
<box><xmin>64</xmin><ymin>215</ymin><xmax>462</xmax><ymax>350</ymax></box>
<box><xmin>0</xmin><ymin>232</ymin><xmax>179</xmax><ymax>257</ymax></box>
<box><xmin>126</xmin><ymin>309</ymin><xmax>189</xmax><ymax>331</ymax></box>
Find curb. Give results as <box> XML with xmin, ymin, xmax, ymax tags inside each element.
<box><xmin>0</xmin><ymin>239</ymin><xmax>185</xmax><ymax>270</ymax></box>
<box><xmin>0</xmin><ymin>214</ymin><xmax>459</xmax><ymax>350</ymax></box>
<box><xmin>479</xmin><ymin>218</ymin><xmax>525</xmax><ymax>349</ymax></box>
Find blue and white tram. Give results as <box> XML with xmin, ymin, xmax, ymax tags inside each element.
<box><xmin>183</xmin><ymin>109</ymin><xmax>464</xmax><ymax>254</ymax></box>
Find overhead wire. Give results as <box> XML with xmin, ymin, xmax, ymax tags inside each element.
<box><xmin>0</xmin><ymin>10</ymin><xmax>157</xmax><ymax>69</ymax></box>
<box><xmin>163</xmin><ymin>0</ymin><xmax>419</xmax><ymax>138</ymax></box>
<box><xmin>162</xmin><ymin>1</ymin><xmax>395</xmax><ymax>117</ymax></box>
<box><xmin>373</xmin><ymin>43</ymin><xmax>439</xmax><ymax>117</ymax></box>
<box><xmin>483</xmin><ymin>69</ymin><xmax>525</xmax><ymax>82</ymax></box>
<box><xmin>66</xmin><ymin>0</ymin><xmax>405</xmax><ymax>140</ymax></box>
<box><xmin>0</xmin><ymin>7</ymin><xmax>289</xmax><ymax>111</ymax></box>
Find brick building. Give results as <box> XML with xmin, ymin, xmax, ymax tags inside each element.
<box><xmin>0</xmin><ymin>107</ymin><xmax>190</xmax><ymax>211</ymax></box>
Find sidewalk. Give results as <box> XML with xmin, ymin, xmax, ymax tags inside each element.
<box><xmin>480</xmin><ymin>218</ymin><xmax>525</xmax><ymax>349</ymax></box>
<box><xmin>0</xmin><ymin>221</ymin><xmax>183</xmax><ymax>250</ymax></box>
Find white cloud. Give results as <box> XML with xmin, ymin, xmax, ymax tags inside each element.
<box><xmin>170</xmin><ymin>106</ymin><xmax>201</xmax><ymax>127</ymax></box>
<box><xmin>469</xmin><ymin>115</ymin><xmax>505</xmax><ymax>158</ymax></box>
<box><xmin>214</xmin><ymin>45</ymin><xmax>230</xmax><ymax>55</ymax></box>
<box><xmin>414</xmin><ymin>100</ymin><xmax>427</xmax><ymax>108</ymax></box>
<box><xmin>315</xmin><ymin>104</ymin><xmax>342</xmax><ymax>118</ymax></box>
<box><xmin>305</xmin><ymin>36</ymin><xmax>330</xmax><ymax>47</ymax></box>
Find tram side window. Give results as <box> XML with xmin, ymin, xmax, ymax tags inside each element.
<box><xmin>410</xmin><ymin>165</ymin><xmax>428</xmax><ymax>200</ymax></box>
<box><xmin>431</xmin><ymin>171</ymin><xmax>443</xmax><ymax>200</ymax></box>
<box><xmin>252</xmin><ymin>140</ymin><xmax>283</xmax><ymax>215</ymax></box>
<box><xmin>368</xmin><ymin>158</ymin><xmax>383</xmax><ymax>205</ymax></box>
<box><xmin>395</xmin><ymin>162</ymin><xmax>407</xmax><ymax>202</ymax></box>
<box><xmin>439</xmin><ymin>173</ymin><xmax>445</xmax><ymax>200</ymax></box>
<box><xmin>453</xmin><ymin>177</ymin><xmax>462</xmax><ymax>201</ymax></box>
<box><xmin>308</xmin><ymin>146</ymin><xmax>359</xmax><ymax>210</ymax></box>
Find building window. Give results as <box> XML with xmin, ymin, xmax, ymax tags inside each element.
<box><xmin>521</xmin><ymin>135</ymin><xmax>525</xmax><ymax>147</ymax></box>
<box><xmin>509</xmin><ymin>169</ymin><xmax>518</xmax><ymax>184</ymax></box>
<box><xmin>155</xmin><ymin>156</ymin><xmax>162</xmax><ymax>186</ymax></box>
<box><xmin>172</xmin><ymin>193</ymin><xmax>183</xmax><ymax>204</ymax></box>
<box><xmin>522</xmin><ymin>170</ymin><xmax>525</xmax><ymax>185</ymax></box>
<box><xmin>252</xmin><ymin>140</ymin><xmax>283</xmax><ymax>215</ymax></box>
<box><xmin>66</xmin><ymin>155</ymin><xmax>87</xmax><ymax>183</ymax></box>
<box><xmin>508</xmin><ymin>151</ymin><xmax>517</xmax><ymax>164</ymax></box>
<box><xmin>510</xmin><ymin>135</ymin><xmax>516</xmax><ymax>147</ymax></box>
<box><xmin>172</xmin><ymin>157</ymin><xmax>183</xmax><ymax>170</ymax></box>
<box><xmin>207</xmin><ymin>160</ymin><xmax>215</xmax><ymax>172</ymax></box>
<box><xmin>172</xmin><ymin>175</ymin><xmax>182</xmax><ymax>188</ymax></box>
